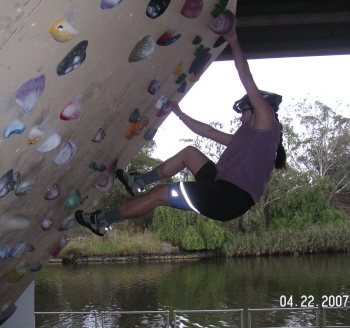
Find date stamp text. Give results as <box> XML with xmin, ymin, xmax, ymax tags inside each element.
<box><xmin>279</xmin><ymin>295</ymin><xmax>349</xmax><ymax>308</ymax></box>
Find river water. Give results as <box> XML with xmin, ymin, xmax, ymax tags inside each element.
<box><xmin>35</xmin><ymin>253</ymin><xmax>350</xmax><ymax>328</ymax></box>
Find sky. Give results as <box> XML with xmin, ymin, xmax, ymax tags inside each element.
<box><xmin>153</xmin><ymin>55</ymin><xmax>350</xmax><ymax>160</ymax></box>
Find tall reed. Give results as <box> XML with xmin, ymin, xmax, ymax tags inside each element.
<box><xmin>222</xmin><ymin>222</ymin><xmax>350</xmax><ymax>257</ymax></box>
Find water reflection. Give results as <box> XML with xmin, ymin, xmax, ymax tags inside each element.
<box><xmin>35</xmin><ymin>253</ymin><xmax>350</xmax><ymax>328</ymax></box>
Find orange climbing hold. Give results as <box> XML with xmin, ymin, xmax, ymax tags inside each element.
<box><xmin>125</xmin><ymin>116</ymin><xmax>149</xmax><ymax>139</ymax></box>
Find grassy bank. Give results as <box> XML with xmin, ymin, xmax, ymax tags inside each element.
<box><xmin>60</xmin><ymin>222</ymin><xmax>350</xmax><ymax>260</ymax></box>
<box><xmin>60</xmin><ymin>227</ymin><xmax>179</xmax><ymax>260</ymax></box>
<box><xmin>222</xmin><ymin>222</ymin><xmax>350</xmax><ymax>256</ymax></box>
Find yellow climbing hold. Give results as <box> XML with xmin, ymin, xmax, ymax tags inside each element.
<box><xmin>49</xmin><ymin>18</ymin><xmax>80</xmax><ymax>43</ymax></box>
<box><xmin>173</xmin><ymin>61</ymin><xmax>183</xmax><ymax>75</ymax></box>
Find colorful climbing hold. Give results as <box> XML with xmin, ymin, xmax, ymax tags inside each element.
<box><xmin>52</xmin><ymin>140</ymin><xmax>77</xmax><ymax>165</ymax></box>
<box><xmin>155</xmin><ymin>95</ymin><xmax>167</xmax><ymax>109</ymax></box>
<box><xmin>156</xmin><ymin>29</ymin><xmax>181</xmax><ymax>46</ymax></box>
<box><xmin>9</xmin><ymin>241</ymin><xmax>27</xmax><ymax>259</ymax></box>
<box><xmin>28</xmin><ymin>126</ymin><xmax>44</xmax><ymax>145</ymax></box>
<box><xmin>146</xmin><ymin>0</ymin><xmax>171</xmax><ymax>19</ymax></box>
<box><xmin>211</xmin><ymin>0</ymin><xmax>229</xmax><ymax>18</ymax></box>
<box><xmin>93</xmin><ymin>158</ymin><xmax>118</xmax><ymax>193</ymax></box>
<box><xmin>173</xmin><ymin>61</ymin><xmax>183</xmax><ymax>75</ymax></box>
<box><xmin>175</xmin><ymin>73</ymin><xmax>187</xmax><ymax>84</ymax></box>
<box><xmin>148</xmin><ymin>80</ymin><xmax>161</xmax><ymax>95</ymax></box>
<box><xmin>97</xmin><ymin>164</ymin><xmax>106</xmax><ymax>172</ymax></box>
<box><xmin>125</xmin><ymin>116</ymin><xmax>149</xmax><ymax>140</ymax></box>
<box><xmin>100</xmin><ymin>0</ymin><xmax>125</xmax><ymax>9</ymax></box>
<box><xmin>144</xmin><ymin>128</ymin><xmax>157</xmax><ymax>141</ymax></box>
<box><xmin>177</xmin><ymin>81</ymin><xmax>187</xmax><ymax>93</ymax></box>
<box><xmin>41</xmin><ymin>218</ymin><xmax>54</xmax><ymax>231</ymax></box>
<box><xmin>92</xmin><ymin>128</ymin><xmax>106</xmax><ymax>142</ymax></box>
<box><xmin>58</xmin><ymin>216</ymin><xmax>78</xmax><ymax>231</ymax></box>
<box><xmin>57</xmin><ymin>40</ymin><xmax>88</xmax><ymax>76</ymax></box>
<box><xmin>31</xmin><ymin>264</ymin><xmax>43</xmax><ymax>272</ymax></box>
<box><xmin>209</xmin><ymin>10</ymin><xmax>236</xmax><ymax>34</ymax></box>
<box><xmin>60</xmin><ymin>101</ymin><xmax>81</xmax><ymax>120</ymax></box>
<box><xmin>194</xmin><ymin>44</ymin><xmax>204</xmax><ymax>57</ymax></box>
<box><xmin>0</xmin><ymin>214</ymin><xmax>30</xmax><ymax>238</ymax></box>
<box><xmin>190</xmin><ymin>72</ymin><xmax>200</xmax><ymax>82</ymax></box>
<box><xmin>192</xmin><ymin>35</ymin><xmax>203</xmax><ymax>45</ymax></box>
<box><xmin>0</xmin><ymin>170</ymin><xmax>19</xmax><ymax>198</ymax></box>
<box><xmin>0</xmin><ymin>245</ymin><xmax>12</xmax><ymax>260</ymax></box>
<box><xmin>36</xmin><ymin>133</ymin><xmax>61</xmax><ymax>152</ymax></box>
<box><xmin>214</xmin><ymin>35</ymin><xmax>226</xmax><ymax>48</ymax></box>
<box><xmin>180</xmin><ymin>0</ymin><xmax>203</xmax><ymax>18</ymax></box>
<box><xmin>189</xmin><ymin>48</ymin><xmax>212</xmax><ymax>75</ymax></box>
<box><xmin>50</xmin><ymin>236</ymin><xmax>71</xmax><ymax>257</ymax></box>
<box><xmin>0</xmin><ymin>305</ymin><xmax>17</xmax><ymax>326</ymax></box>
<box><xmin>128</xmin><ymin>36</ymin><xmax>156</xmax><ymax>63</ymax></box>
<box><xmin>89</xmin><ymin>161</ymin><xmax>98</xmax><ymax>171</ymax></box>
<box><xmin>15</xmin><ymin>181</ymin><xmax>35</xmax><ymax>197</ymax></box>
<box><xmin>26</xmin><ymin>244</ymin><xmax>35</xmax><ymax>252</ymax></box>
<box><xmin>89</xmin><ymin>162</ymin><xmax>106</xmax><ymax>172</ymax></box>
<box><xmin>129</xmin><ymin>109</ymin><xmax>141</xmax><ymax>123</ymax></box>
<box><xmin>3</xmin><ymin>120</ymin><xmax>26</xmax><ymax>138</ymax></box>
<box><xmin>64</xmin><ymin>189</ymin><xmax>82</xmax><ymax>209</ymax></box>
<box><xmin>49</xmin><ymin>18</ymin><xmax>80</xmax><ymax>42</ymax></box>
<box><xmin>15</xmin><ymin>75</ymin><xmax>45</xmax><ymax>114</ymax></box>
<box><xmin>44</xmin><ymin>183</ymin><xmax>60</xmax><ymax>200</ymax></box>
<box><xmin>8</xmin><ymin>262</ymin><xmax>30</xmax><ymax>283</ymax></box>
<box><xmin>157</xmin><ymin>103</ymin><xmax>172</xmax><ymax>117</ymax></box>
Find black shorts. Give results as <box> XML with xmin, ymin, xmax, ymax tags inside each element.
<box><xmin>168</xmin><ymin>161</ymin><xmax>254</xmax><ymax>222</ymax></box>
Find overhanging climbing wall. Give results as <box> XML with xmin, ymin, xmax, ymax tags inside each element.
<box><xmin>0</xmin><ymin>0</ymin><xmax>236</xmax><ymax>323</ymax></box>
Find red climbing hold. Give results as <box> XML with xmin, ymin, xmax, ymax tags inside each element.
<box><xmin>181</xmin><ymin>0</ymin><xmax>203</xmax><ymax>19</ymax></box>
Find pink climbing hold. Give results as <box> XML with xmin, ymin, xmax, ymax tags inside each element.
<box><xmin>180</xmin><ymin>0</ymin><xmax>203</xmax><ymax>18</ymax></box>
<box><xmin>92</xmin><ymin>128</ymin><xmax>106</xmax><ymax>142</ymax></box>
<box><xmin>41</xmin><ymin>218</ymin><xmax>54</xmax><ymax>231</ymax></box>
<box><xmin>50</xmin><ymin>236</ymin><xmax>71</xmax><ymax>257</ymax></box>
<box><xmin>157</xmin><ymin>103</ymin><xmax>172</xmax><ymax>117</ymax></box>
<box><xmin>44</xmin><ymin>183</ymin><xmax>60</xmax><ymax>200</ymax></box>
<box><xmin>209</xmin><ymin>10</ymin><xmax>237</xmax><ymax>35</ymax></box>
<box><xmin>60</xmin><ymin>101</ymin><xmax>81</xmax><ymax>120</ymax></box>
<box><xmin>93</xmin><ymin>158</ymin><xmax>118</xmax><ymax>193</ymax></box>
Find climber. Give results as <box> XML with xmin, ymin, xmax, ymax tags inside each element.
<box><xmin>75</xmin><ymin>11</ymin><xmax>287</xmax><ymax>236</ymax></box>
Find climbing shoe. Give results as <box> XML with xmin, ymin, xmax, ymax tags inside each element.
<box><xmin>75</xmin><ymin>210</ymin><xmax>111</xmax><ymax>237</ymax></box>
<box><xmin>115</xmin><ymin>169</ymin><xmax>145</xmax><ymax>196</ymax></box>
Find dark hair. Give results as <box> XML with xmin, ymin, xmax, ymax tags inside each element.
<box><xmin>275</xmin><ymin>123</ymin><xmax>287</xmax><ymax>170</ymax></box>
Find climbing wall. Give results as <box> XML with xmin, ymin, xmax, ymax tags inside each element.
<box><xmin>0</xmin><ymin>0</ymin><xmax>236</xmax><ymax>323</ymax></box>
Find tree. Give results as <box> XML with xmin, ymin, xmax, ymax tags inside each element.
<box><xmin>180</xmin><ymin>120</ymin><xmax>240</xmax><ymax>163</ymax></box>
<box><xmin>127</xmin><ymin>140</ymin><xmax>163</xmax><ymax>173</ymax></box>
<box><xmin>283</xmin><ymin>101</ymin><xmax>350</xmax><ymax>194</ymax></box>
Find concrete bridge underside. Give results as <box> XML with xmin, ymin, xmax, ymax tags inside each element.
<box><xmin>217</xmin><ymin>0</ymin><xmax>350</xmax><ymax>60</ymax></box>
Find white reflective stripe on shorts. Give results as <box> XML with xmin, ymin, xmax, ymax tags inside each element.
<box><xmin>179</xmin><ymin>182</ymin><xmax>200</xmax><ymax>213</ymax></box>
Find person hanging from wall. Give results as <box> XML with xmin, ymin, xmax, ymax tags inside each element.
<box><xmin>75</xmin><ymin>11</ymin><xmax>287</xmax><ymax>236</ymax></box>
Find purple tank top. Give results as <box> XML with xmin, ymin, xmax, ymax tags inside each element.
<box><xmin>215</xmin><ymin>119</ymin><xmax>281</xmax><ymax>204</ymax></box>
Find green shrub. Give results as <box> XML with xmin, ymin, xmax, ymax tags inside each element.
<box><xmin>182</xmin><ymin>226</ymin><xmax>205</xmax><ymax>250</ymax></box>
